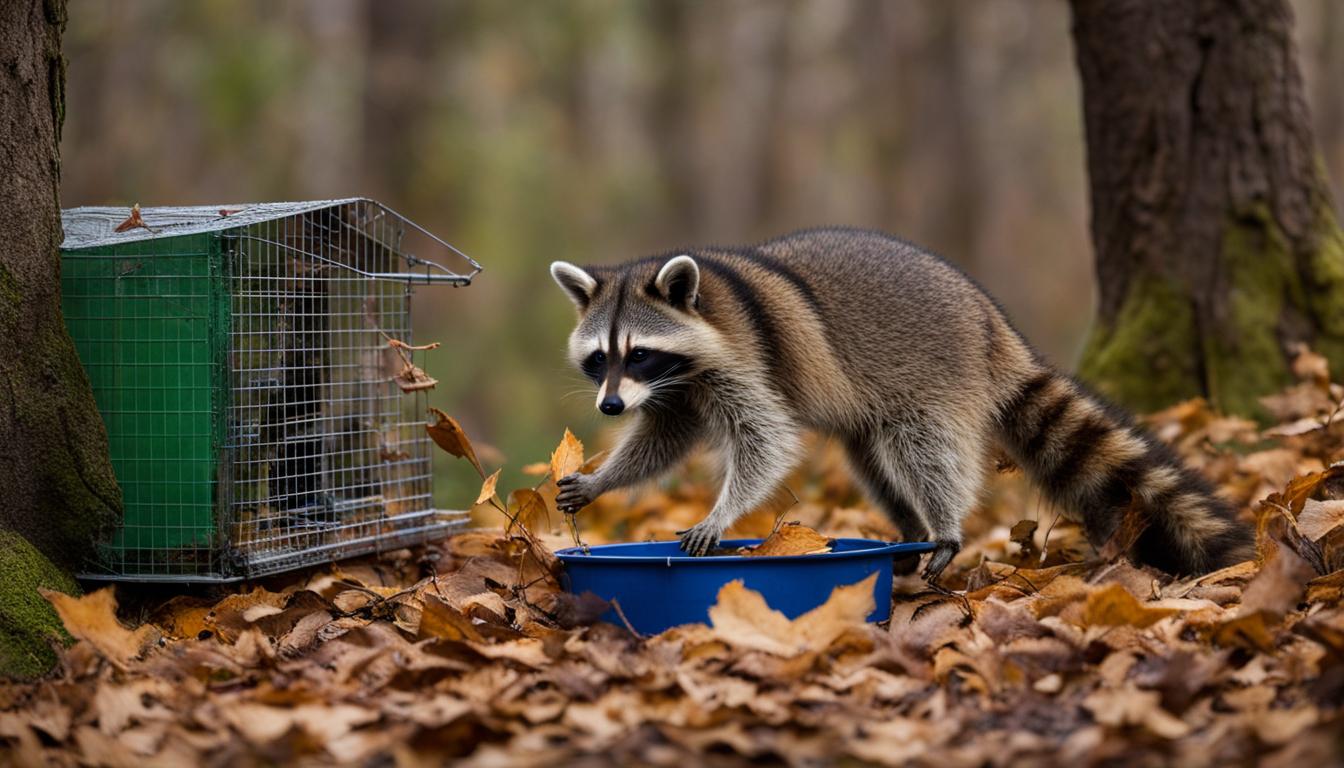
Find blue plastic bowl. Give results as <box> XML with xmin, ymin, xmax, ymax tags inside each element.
<box><xmin>556</xmin><ymin>538</ymin><xmax>936</xmax><ymax>635</ymax></box>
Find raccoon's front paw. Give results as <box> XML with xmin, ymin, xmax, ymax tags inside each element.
<box><xmin>676</xmin><ymin>522</ymin><xmax>723</xmax><ymax>557</ymax></box>
<box><xmin>555</xmin><ymin>473</ymin><xmax>599</xmax><ymax>513</ymax></box>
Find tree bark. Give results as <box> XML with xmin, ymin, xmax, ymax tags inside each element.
<box><xmin>0</xmin><ymin>0</ymin><xmax>120</xmax><ymax>569</ymax></box>
<box><xmin>1069</xmin><ymin>0</ymin><xmax>1344</xmax><ymax>416</ymax></box>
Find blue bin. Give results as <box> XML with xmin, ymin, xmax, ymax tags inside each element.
<box><xmin>556</xmin><ymin>538</ymin><xmax>936</xmax><ymax>635</ymax></box>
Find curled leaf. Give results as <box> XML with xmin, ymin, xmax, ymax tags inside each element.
<box><xmin>113</xmin><ymin>203</ymin><xmax>150</xmax><ymax>233</ymax></box>
<box><xmin>507</xmin><ymin>488</ymin><xmax>550</xmax><ymax>535</ymax></box>
<box><xmin>426</xmin><ymin>408</ymin><xmax>485</xmax><ymax>478</ymax></box>
<box><xmin>476</xmin><ymin>468</ymin><xmax>502</xmax><ymax>506</ymax></box>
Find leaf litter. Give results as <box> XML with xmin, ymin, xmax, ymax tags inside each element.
<box><xmin>4</xmin><ymin>348</ymin><xmax>1344</xmax><ymax>765</ymax></box>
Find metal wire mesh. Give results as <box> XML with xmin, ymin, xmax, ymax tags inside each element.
<box><xmin>60</xmin><ymin>199</ymin><xmax>477</xmax><ymax>581</ymax></box>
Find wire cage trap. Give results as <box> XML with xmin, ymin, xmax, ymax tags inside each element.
<box><xmin>60</xmin><ymin>198</ymin><xmax>480</xmax><ymax>582</ymax></box>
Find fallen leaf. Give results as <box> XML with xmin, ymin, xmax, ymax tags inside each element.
<box><xmin>40</xmin><ymin>588</ymin><xmax>157</xmax><ymax>670</ymax></box>
<box><xmin>709</xmin><ymin>574</ymin><xmax>875</xmax><ymax>656</ymax></box>
<box><xmin>1298</xmin><ymin>499</ymin><xmax>1344</xmax><ymax>542</ymax></box>
<box><xmin>747</xmin><ymin>523</ymin><xmax>832</xmax><ymax>557</ymax></box>
<box><xmin>1081</xmin><ymin>584</ymin><xmax>1179</xmax><ymax>629</ymax></box>
<box><xmin>418</xmin><ymin>593</ymin><xmax>483</xmax><ymax>642</ymax></box>
<box><xmin>1084</xmin><ymin>685</ymin><xmax>1190</xmax><ymax>739</ymax></box>
<box><xmin>1010</xmin><ymin>519</ymin><xmax>1039</xmax><ymax>551</ymax></box>
<box><xmin>113</xmin><ymin>203</ymin><xmax>149</xmax><ymax>233</ymax></box>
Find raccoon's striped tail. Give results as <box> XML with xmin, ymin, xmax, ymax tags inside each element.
<box><xmin>994</xmin><ymin>370</ymin><xmax>1253</xmax><ymax>575</ymax></box>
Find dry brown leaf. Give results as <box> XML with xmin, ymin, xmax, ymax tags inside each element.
<box><xmin>1289</xmin><ymin>344</ymin><xmax>1331</xmax><ymax>387</ymax></box>
<box><xmin>1084</xmin><ymin>685</ymin><xmax>1190</xmax><ymax>739</ymax></box>
<box><xmin>40</xmin><ymin>587</ymin><xmax>157</xmax><ymax>669</ymax></box>
<box><xmin>709</xmin><ymin>574</ymin><xmax>875</xmax><ymax>656</ymax></box>
<box><xmin>1240</xmin><ymin>543</ymin><xmax>1313</xmax><ymax>616</ymax></box>
<box><xmin>418</xmin><ymin>593</ymin><xmax>484</xmax><ymax>642</ymax></box>
<box><xmin>508</xmin><ymin>488</ymin><xmax>550</xmax><ymax>534</ymax></box>
<box><xmin>393</xmin><ymin>362</ymin><xmax>438</xmax><ymax>392</ymax></box>
<box><xmin>1010</xmin><ymin>519</ymin><xmax>1039</xmax><ymax>551</ymax></box>
<box><xmin>1081</xmin><ymin>584</ymin><xmax>1179</xmax><ymax>629</ymax></box>
<box><xmin>426</xmin><ymin>407</ymin><xmax>485</xmax><ymax>478</ymax></box>
<box><xmin>1298</xmin><ymin>499</ymin><xmax>1344</xmax><ymax>542</ymax></box>
<box><xmin>747</xmin><ymin>523</ymin><xmax>832</xmax><ymax>557</ymax></box>
<box><xmin>550</xmin><ymin>428</ymin><xmax>585</xmax><ymax>482</ymax></box>
<box><xmin>113</xmin><ymin>203</ymin><xmax>149</xmax><ymax>233</ymax></box>
<box><xmin>476</xmin><ymin>468</ymin><xmax>502</xmax><ymax>506</ymax></box>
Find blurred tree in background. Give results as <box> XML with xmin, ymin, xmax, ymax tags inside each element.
<box><xmin>1071</xmin><ymin>0</ymin><xmax>1344</xmax><ymax>417</ymax></box>
<box><xmin>58</xmin><ymin>0</ymin><xmax>1344</xmax><ymax>505</ymax></box>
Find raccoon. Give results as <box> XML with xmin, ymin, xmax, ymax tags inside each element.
<box><xmin>550</xmin><ymin>228</ymin><xmax>1252</xmax><ymax>581</ymax></box>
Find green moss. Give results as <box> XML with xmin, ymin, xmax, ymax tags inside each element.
<box><xmin>1</xmin><ymin>309</ymin><xmax>120</xmax><ymax>571</ymax></box>
<box><xmin>1078</xmin><ymin>271</ymin><xmax>1203</xmax><ymax>412</ymax></box>
<box><xmin>1080</xmin><ymin>199</ymin><xmax>1344</xmax><ymax>420</ymax></box>
<box><xmin>1303</xmin><ymin>201</ymin><xmax>1344</xmax><ymax>367</ymax></box>
<box><xmin>1204</xmin><ymin>208</ymin><xmax>1296</xmax><ymax>417</ymax></box>
<box><xmin>0</xmin><ymin>530</ymin><xmax>78</xmax><ymax>680</ymax></box>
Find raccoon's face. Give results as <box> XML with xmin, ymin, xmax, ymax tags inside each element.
<box><xmin>550</xmin><ymin>255</ymin><xmax>709</xmax><ymax>416</ymax></box>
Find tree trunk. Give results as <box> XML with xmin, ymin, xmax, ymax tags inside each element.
<box><xmin>1069</xmin><ymin>0</ymin><xmax>1344</xmax><ymax>416</ymax></box>
<box><xmin>0</xmin><ymin>0</ymin><xmax>120</xmax><ymax>570</ymax></box>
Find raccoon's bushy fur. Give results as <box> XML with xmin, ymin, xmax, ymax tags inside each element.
<box><xmin>550</xmin><ymin>227</ymin><xmax>1252</xmax><ymax>579</ymax></box>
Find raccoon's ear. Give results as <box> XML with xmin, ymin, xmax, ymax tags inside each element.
<box><xmin>654</xmin><ymin>255</ymin><xmax>700</xmax><ymax>310</ymax></box>
<box><xmin>550</xmin><ymin>261</ymin><xmax>598</xmax><ymax>309</ymax></box>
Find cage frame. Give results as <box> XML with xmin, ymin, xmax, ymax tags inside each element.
<box><xmin>60</xmin><ymin>198</ymin><xmax>479</xmax><ymax>583</ymax></box>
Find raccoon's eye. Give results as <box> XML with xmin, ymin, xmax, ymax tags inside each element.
<box><xmin>628</xmin><ymin>348</ymin><xmax>650</xmax><ymax>364</ymax></box>
<box><xmin>581</xmin><ymin>351</ymin><xmax>606</xmax><ymax>381</ymax></box>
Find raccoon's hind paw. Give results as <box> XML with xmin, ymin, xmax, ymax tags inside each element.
<box><xmin>555</xmin><ymin>473</ymin><xmax>598</xmax><ymax>513</ymax></box>
<box><xmin>922</xmin><ymin>540</ymin><xmax>960</xmax><ymax>584</ymax></box>
<box><xmin>677</xmin><ymin>523</ymin><xmax>723</xmax><ymax>557</ymax></box>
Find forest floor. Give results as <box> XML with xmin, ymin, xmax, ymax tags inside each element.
<box><xmin>3</xmin><ymin>351</ymin><xmax>1344</xmax><ymax>766</ymax></box>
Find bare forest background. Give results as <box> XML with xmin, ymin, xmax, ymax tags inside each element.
<box><xmin>60</xmin><ymin>0</ymin><xmax>1344</xmax><ymax>506</ymax></box>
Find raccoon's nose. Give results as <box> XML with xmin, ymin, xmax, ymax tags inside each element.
<box><xmin>599</xmin><ymin>395</ymin><xmax>625</xmax><ymax>416</ymax></box>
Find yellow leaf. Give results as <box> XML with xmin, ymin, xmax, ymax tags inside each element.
<box><xmin>550</xmin><ymin>429</ymin><xmax>585</xmax><ymax>482</ymax></box>
<box><xmin>520</xmin><ymin>461</ymin><xmax>551</xmax><ymax>476</ymax></box>
<box><xmin>708</xmin><ymin>573</ymin><xmax>876</xmax><ymax>656</ymax></box>
<box><xmin>507</xmin><ymin>488</ymin><xmax>550</xmax><ymax>534</ymax></box>
<box><xmin>426</xmin><ymin>408</ymin><xmax>485</xmax><ymax>478</ymax></box>
<box><xmin>476</xmin><ymin>468</ymin><xmax>501</xmax><ymax>506</ymax></box>
<box><xmin>747</xmin><ymin>524</ymin><xmax>832</xmax><ymax>557</ymax></box>
<box><xmin>39</xmin><ymin>587</ymin><xmax>156</xmax><ymax>670</ymax></box>
<box><xmin>1082</xmin><ymin>584</ymin><xmax>1179</xmax><ymax>629</ymax></box>
<box><xmin>418</xmin><ymin>593</ymin><xmax>483</xmax><ymax>642</ymax></box>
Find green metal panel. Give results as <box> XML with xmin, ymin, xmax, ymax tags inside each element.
<box><xmin>60</xmin><ymin>234</ymin><xmax>229</xmax><ymax>573</ymax></box>
<box><xmin>58</xmin><ymin>200</ymin><xmax>476</xmax><ymax>582</ymax></box>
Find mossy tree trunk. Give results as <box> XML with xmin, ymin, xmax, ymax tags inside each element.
<box><xmin>1069</xmin><ymin>0</ymin><xmax>1344</xmax><ymax>417</ymax></box>
<box><xmin>0</xmin><ymin>0</ymin><xmax>121</xmax><ymax>570</ymax></box>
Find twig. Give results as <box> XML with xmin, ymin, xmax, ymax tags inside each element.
<box><xmin>565</xmin><ymin>512</ymin><xmax>590</xmax><ymax>554</ymax></box>
<box><xmin>922</xmin><ymin>582</ymin><xmax>973</xmax><ymax>620</ymax></box>
<box><xmin>768</xmin><ymin>484</ymin><xmax>802</xmax><ymax>538</ymax></box>
<box><xmin>1325</xmin><ymin>395</ymin><xmax>1344</xmax><ymax>428</ymax></box>
<box><xmin>609</xmin><ymin>598</ymin><xmax>643</xmax><ymax>638</ymax></box>
<box><xmin>1038</xmin><ymin>505</ymin><xmax>1061</xmax><ymax>567</ymax></box>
